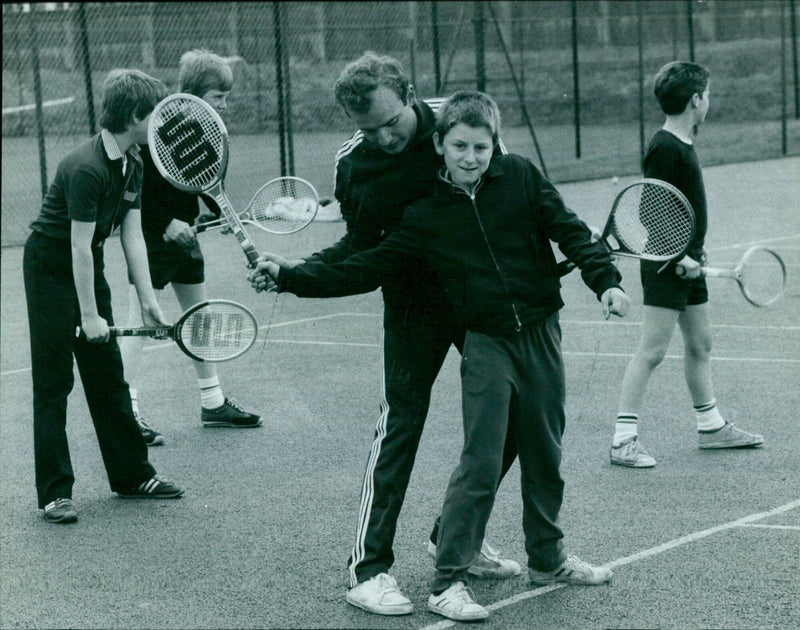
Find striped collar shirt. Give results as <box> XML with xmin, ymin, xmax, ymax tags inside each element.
<box><xmin>101</xmin><ymin>128</ymin><xmax>140</xmax><ymax>176</ymax></box>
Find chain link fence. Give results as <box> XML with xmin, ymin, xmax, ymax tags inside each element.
<box><xmin>3</xmin><ymin>1</ymin><xmax>798</xmax><ymax>246</ymax></box>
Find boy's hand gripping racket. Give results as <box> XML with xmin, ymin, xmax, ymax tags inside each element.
<box><xmin>76</xmin><ymin>300</ymin><xmax>258</xmax><ymax>362</ymax></box>
<box><xmin>194</xmin><ymin>176</ymin><xmax>319</xmax><ymax>235</ymax></box>
<box><xmin>558</xmin><ymin>178</ymin><xmax>695</xmax><ymax>276</ymax></box>
<box><xmin>148</xmin><ymin>93</ymin><xmax>259</xmax><ymax>266</ymax></box>
<box><xmin>678</xmin><ymin>246</ymin><xmax>787</xmax><ymax>307</ymax></box>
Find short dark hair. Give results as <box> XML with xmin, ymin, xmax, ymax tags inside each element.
<box><xmin>436</xmin><ymin>90</ymin><xmax>502</xmax><ymax>146</ymax></box>
<box><xmin>98</xmin><ymin>69</ymin><xmax>167</xmax><ymax>133</ymax></box>
<box><xmin>179</xmin><ymin>49</ymin><xmax>234</xmax><ymax>97</ymax></box>
<box><xmin>653</xmin><ymin>61</ymin><xmax>710</xmax><ymax>115</ymax></box>
<box><xmin>333</xmin><ymin>51</ymin><xmax>412</xmax><ymax>115</ymax></box>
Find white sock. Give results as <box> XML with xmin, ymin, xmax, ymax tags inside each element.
<box><xmin>694</xmin><ymin>400</ymin><xmax>725</xmax><ymax>432</ymax></box>
<box><xmin>198</xmin><ymin>377</ymin><xmax>225</xmax><ymax>410</ymax></box>
<box><xmin>129</xmin><ymin>388</ymin><xmax>140</xmax><ymax>416</ymax></box>
<box><xmin>613</xmin><ymin>414</ymin><xmax>639</xmax><ymax>446</ymax></box>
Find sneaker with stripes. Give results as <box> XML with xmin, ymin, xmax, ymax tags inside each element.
<box><xmin>117</xmin><ymin>475</ymin><xmax>184</xmax><ymax>499</ymax></box>
<box><xmin>528</xmin><ymin>554</ymin><xmax>612</xmax><ymax>586</ymax></box>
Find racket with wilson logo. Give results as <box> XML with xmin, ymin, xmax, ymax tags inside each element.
<box><xmin>148</xmin><ymin>93</ymin><xmax>259</xmax><ymax>266</ymax></box>
<box><xmin>77</xmin><ymin>300</ymin><xmax>258</xmax><ymax>362</ymax></box>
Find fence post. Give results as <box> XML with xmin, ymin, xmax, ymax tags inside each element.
<box><xmin>791</xmin><ymin>0</ymin><xmax>798</xmax><ymax>118</ymax></box>
<box><xmin>431</xmin><ymin>2</ymin><xmax>441</xmax><ymax>95</ymax></box>
<box><xmin>782</xmin><ymin>0</ymin><xmax>788</xmax><ymax>154</ymax></box>
<box><xmin>28</xmin><ymin>7</ymin><xmax>48</xmax><ymax>198</ymax></box>
<box><xmin>686</xmin><ymin>0</ymin><xmax>695</xmax><ymax>61</ymax></box>
<box><xmin>638</xmin><ymin>1</ymin><xmax>645</xmax><ymax>166</ymax></box>
<box><xmin>474</xmin><ymin>1</ymin><xmax>486</xmax><ymax>92</ymax></box>
<box><xmin>273</xmin><ymin>2</ymin><xmax>287</xmax><ymax>177</ymax></box>
<box><xmin>571</xmin><ymin>0</ymin><xmax>581</xmax><ymax>159</ymax></box>
<box><xmin>76</xmin><ymin>3</ymin><xmax>96</xmax><ymax>135</ymax></box>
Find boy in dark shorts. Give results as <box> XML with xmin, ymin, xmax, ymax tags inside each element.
<box><xmin>119</xmin><ymin>50</ymin><xmax>261</xmax><ymax>445</ymax></box>
<box><xmin>23</xmin><ymin>69</ymin><xmax>185</xmax><ymax>524</ymax></box>
<box><xmin>252</xmin><ymin>90</ymin><xmax>629</xmax><ymax>621</ymax></box>
<box><xmin>610</xmin><ymin>61</ymin><xmax>763</xmax><ymax>468</ymax></box>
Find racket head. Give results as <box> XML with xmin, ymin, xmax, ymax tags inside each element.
<box><xmin>244</xmin><ymin>176</ymin><xmax>319</xmax><ymax>234</ymax></box>
<box><xmin>148</xmin><ymin>93</ymin><xmax>229</xmax><ymax>194</ymax></box>
<box><xmin>604</xmin><ymin>179</ymin><xmax>695</xmax><ymax>261</ymax></box>
<box><xmin>173</xmin><ymin>299</ymin><xmax>258</xmax><ymax>362</ymax></box>
<box><xmin>737</xmin><ymin>246</ymin><xmax>787</xmax><ymax>307</ymax></box>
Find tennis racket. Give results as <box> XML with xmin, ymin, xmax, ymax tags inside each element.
<box><xmin>558</xmin><ymin>178</ymin><xmax>695</xmax><ymax>276</ymax></box>
<box><xmin>195</xmin><ymin>176</ymin><xmax>319</xmax><ymax>235</ymax></box>
<box><xmin>148</xmin><ymin>93</ymin><xmax>259</xmax><ymax>266</ymax></box>
<box><xmin>76</xmin><ymin>300</ymin><xmax>258</xmax><ymax>362</ymax></box>
<box><xmin>677</xmin><ymin>246</ymin><xmax>787</xmax><ymax>307</ymax></box>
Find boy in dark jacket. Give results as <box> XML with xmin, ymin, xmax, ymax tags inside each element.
<box><xmin>252</xmin><ymin>91</ymin><xmax>629</xmax><ymax>621</ymax></box>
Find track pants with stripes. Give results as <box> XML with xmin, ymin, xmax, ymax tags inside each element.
<box><xmin>431</xmin><ymin>313</ymin><xmax>568</xmax><ymax>594</ymax></box>
<box><xmin>346</xmin><ymin>307</ymin><xmax>518</xmax><ymax>587</ymax></box>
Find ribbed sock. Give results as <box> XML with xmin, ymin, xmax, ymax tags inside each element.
<box><xmin>613</xmin><ymin>413</ymin><xmax>639</xmax><ymax>446</ymax></box>
<box><xmin>694</xmin><ymin>400</ymin><xmax>725</xmax><ymax>432</ymax></box>
<box><xmin>198</xmin><ymin>377</ymin><xmax>225</xmax><ymax>410</ymax></box>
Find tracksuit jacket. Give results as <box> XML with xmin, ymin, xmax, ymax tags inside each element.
<box><xmin>279</xmin><ymin>153</ymin><xmax>622</xmax><ymax>335</ymax></box>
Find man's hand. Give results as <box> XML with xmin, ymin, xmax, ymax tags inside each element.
<box><xmin>162</xmin><ymin>219</ymin><xmax>197</xmax><ymax>249</ymax></box>
<box><xmin>675</xmin><ymin>255</ymin><xmax>701</xmax><ymax>279</ymax></box>
<box><xmin>601</xmin><ymin>287</ymin><xmax>630</xmax><ymax>320</ymax></box>
<box><xmin>248</xmin><ymin>252</ymin><xmax>300</xmax><ymax>293</ymax></box>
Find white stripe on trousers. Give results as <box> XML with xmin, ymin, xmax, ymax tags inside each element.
<box><xmin>348</xmin><ymin>332</ymin><xmax>391</xmax><ymax>588</ymax></box>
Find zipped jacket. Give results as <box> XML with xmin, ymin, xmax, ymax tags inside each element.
<box><xmin>280</xmin><ymin>154</ymin><xmax>622</xmax><ymax>336</ymax></box>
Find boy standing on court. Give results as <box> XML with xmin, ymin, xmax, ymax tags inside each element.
<box><xmin>23</xmin><ymin>69</ymin><xmax>185</xmax><ymax>524</ymax></box>
<box><xmin>609</xmin><ymin>61</ymin><xmax>763</xmax><ymax>468</ymax></box>
<box><xmin>119</xmin><ymin>49</ymin><xmax>262</xmax><ymax>446</ymax></box>
<box><xmin>252</xmin><ymin>52</ymin><xmax>520</xmax><ymax>616</ymax></box>
<box><xmin>253</xmin><ymin>90</ymin><xmax>629</xmax><ymax>621</ymax></box>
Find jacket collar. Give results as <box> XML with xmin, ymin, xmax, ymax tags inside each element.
<box><xmin>435</xmin><ymin>156</ymin><xmax>506</xmax><ymax>197</ymax></box>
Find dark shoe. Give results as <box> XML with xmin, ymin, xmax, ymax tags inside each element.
<box><xmin>43</xmin><ymin>498</ymin><xmax>77</xmax><ymax>524</ymax></box>
<box><xmin>117</xmin><ymin>475</ymin><xmax>184</xmax><ymax>499</ymax></box>
<box><xmin>201</xmin><ymin>398</ymin><xmax>263</xmax><ymax>428</ymax></box>
<box><xmin>135</xmin><ymin>412</ymin><xmax>164</xmax><ymax>446</ymax></box>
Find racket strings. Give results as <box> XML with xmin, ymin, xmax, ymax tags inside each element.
<box><xmin>152</xmin><ymin>98</ymin><xmax>225</xmax><ymax>189</ymax></box>
<box><xmin>739</xmin><ymin>248</ymin><xmax>786</xmax><ymax>306</ymax></box>
<box><xmin>612</xmin><ymin>184</ymin><xmax>693</xmax><ymax>258</ymax></box>
<box><xmin>247</xmin><ymin>178</ymin><xmax>319</xmax><ymax>234</ymax></box>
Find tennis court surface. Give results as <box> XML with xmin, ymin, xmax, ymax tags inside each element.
<box><xmin>1</xmin><ymin>157</ymin><xmax>798</xmax><ymax>629</ymax></box>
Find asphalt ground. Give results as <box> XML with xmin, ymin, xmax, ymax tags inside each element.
<box><xmin>1</xmin><ymin>157</ymin><xmax>798</xmax><ymax>629</ymax></box>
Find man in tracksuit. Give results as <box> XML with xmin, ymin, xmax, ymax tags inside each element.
<box><xmin>260</xmin><ymin>52</ymin><xmax>520</xmax><ymax>615</ymax></box>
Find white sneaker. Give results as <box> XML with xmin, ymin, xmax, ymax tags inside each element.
<box><xmin>427</xmin><ymin>539</ymin><xmax>522</xmax><ymax>579</ymax></box>
<box><xmin>345</xmin><ymin>573</ymin><xmax>413</xmax><ymax>616</ymax></box>
<box><xmin>428</xmin><ymin>581</ymin><xmax>488</xmax><ymax>621</ymax></box>
<box><xmin>528</xmin><ymin>554</ymin><xmax>613</xmax><ymax>585</ymax></box>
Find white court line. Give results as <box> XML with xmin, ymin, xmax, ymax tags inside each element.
<box><xmin>418</xmin><ymin>499</ymin><xmax>800</xmax><ymax>630</ymax></box>
<box><xmin>2</xmin><ymin>96</ymin><xmax>74</xmax><ymax>115</ymax></box>
<box><xmin>736</xmin><ymin>524</ymin><xmax>800</xmax><ymax>531</ymax></box>
<box><xmin>706</xmin><ymin>233</ymin><xmax>800</xmax><ymax>253</ymax></box>
<box><xmin>3</xmin><ymin>312</ymin><xmax>799</xmax><ymax>376</ymax></box>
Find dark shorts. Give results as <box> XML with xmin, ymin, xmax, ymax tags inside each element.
<box><xmin>130</xmin><ymin>233</ymin><xmax>205</xmax><ymax>289</ymax></box>
<box><xmin>641</xmin><ymin>260</ymin><xmax>708</xmax><ymax>311</ymax></box>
